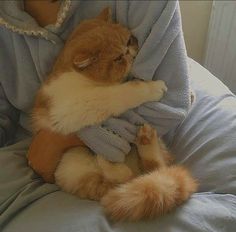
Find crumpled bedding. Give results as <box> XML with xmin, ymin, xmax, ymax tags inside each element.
<box><xmin>1</xmin><ymin>58</ymin><xmax>236</xmax><ymax>231</ymax></box>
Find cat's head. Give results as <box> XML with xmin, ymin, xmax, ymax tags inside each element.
<box><xmin>56</xmin><ymin>8</ymin><xmax>138</xmax><ymax>84</ymax></box>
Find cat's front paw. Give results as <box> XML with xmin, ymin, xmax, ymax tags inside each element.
<box><xmin>148</xmin><ymin>80</ymin><xmax>167</xmax><ymax>101</ymax></box>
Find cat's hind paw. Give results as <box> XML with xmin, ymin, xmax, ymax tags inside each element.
<box><xmin>136</xmin><ymin>123</ymin><xmax>157</xmax><ymax>145</ymax></box>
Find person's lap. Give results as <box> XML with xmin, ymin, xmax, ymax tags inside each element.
<box><xmin>1</xmin><ymin>140</ymin><xmax>236</xmax><ymax>231</ymax></box>
<box><xmin>0</xmin><ymin>139</ymin><xmax>59</xmax><ymax>229</ymax></box>
<box><xmin>1</xmin><ymin>59</ymin><xmax>236</xmax><ymax>231</ymax></box>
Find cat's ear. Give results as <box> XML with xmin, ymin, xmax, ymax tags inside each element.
<box><xmin>97</xmin><ymin>7</ymin><xmax>112</xmax><ymax>23</ymax></box>
<box><xmin>73</xmin><ymin>53</ymin><xmax>98</xmax><ymax>69</ymax></box>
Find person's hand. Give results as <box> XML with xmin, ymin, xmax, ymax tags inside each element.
<box><xmin>78</xmin><ymin>124</ymin><xmax>132</xmax><ymax>162</ymax></box>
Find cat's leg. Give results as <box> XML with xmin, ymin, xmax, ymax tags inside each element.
<box><xmin>136</xmin><ymin>123</ymin><xmax>172</xmax><ymax>171</ymax></box>
<box><xmin>55</xmin><ymin>147</ymin><xmax>114</xmax><ymax>200</ymax></box>
<box><xmin>48</xmin><ymin>80</ymin><xmax>167</xmax><ymax>135</ymax></box>
<box><xmin>104</xmin><ymin>80</ymin><xmax>167</xmax><ymax>119</ymax></box>
<box><xmin>97</xmin><ymin>155</ymin><xmax>134</xmax><ymax>184</ymax></box>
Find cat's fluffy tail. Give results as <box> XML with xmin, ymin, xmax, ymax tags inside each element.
<box><xmin>101</xmin><ymin>165</ymin><xmax>197</xmax><ymax>221</ymax></box>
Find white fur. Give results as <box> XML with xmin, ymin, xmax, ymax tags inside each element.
<box><xmin>55</xmin><ymin>147</ymin><xmax>99</xmax><ymax>194</ymax></box>
<box><xmin>41</xmin><ymin>71</ymin><xmax>167</xmax><ymax>135</ymax></box>
<box><xmin>97</xmin><ymin>155</ymin><xmax>133</xmax><ymax>183</ymax></box>
<box><xmin>55</xmin><ymin>148</ymin><xmax>135</xmax><ymax>193</ymax></box>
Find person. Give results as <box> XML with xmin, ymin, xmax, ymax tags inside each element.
<box><xmin>0</xmin><ymin>0</ymin><xmax>191</xmax><ymax>228</ymax></box>
<box><xmin>0</xmin><ymin>0</ymin><xmax>190</xmax><ymax>162</ymax></box>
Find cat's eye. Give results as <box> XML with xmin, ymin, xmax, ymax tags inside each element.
<box><xmin>114</xmin><ymin>54</ymin><xmax>124</xmax><ymax>62</ymax></box>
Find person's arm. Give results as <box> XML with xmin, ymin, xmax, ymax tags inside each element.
<box><xmin>79</xmin><ymin>1</ymin><xmax>190</xmax><ymax>161</ymax></box>
<box><xmin>0</xmin><ymin>83</ymin><xmax>19</xmax><ymax>147</ymax></box>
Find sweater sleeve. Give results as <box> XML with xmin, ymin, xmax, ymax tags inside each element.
<box><xmin>121</xmin><ymin>0</ymin><xmax>190</xmax><ymax>136</ymax></box>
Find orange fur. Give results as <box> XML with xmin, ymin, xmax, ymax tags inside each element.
<box><xmin>28</xmin><ymin>7</ymin><xmax>138</xmax><ymax>182</ymax></box>
<box><xmin>27</xmin><ymin>8</ymin><xmax>197</xmax><ymax>222</ymax></box>
<box><xmin>54</xmin><ymin>123</ymin><xmax>198</xmax><ymax>221</ymax></box>
<box><xmin>69</xmin><ymin>172</ymin><xmax>115</xmax><ymax>201</ymax></box>
<box><xmin>100</xmin><ymin>124</ymin><xmax>198</xmax><ymax>221</ymax></box>
<box><xmin>101</xmin><ymin>166</ymin><xmax>198</xmax><ymax>221</ymax></box>
<box><xmin>28</xmin><ymin>7</ymin><xmax>167</xmax><ymax>184</ymax></box>
<box><xmin>28</xmin><ymin>129</ymin><xmax>84</xmax><ymax>183</ymax></box>
<box><xmin>141</xmin><ymin>159</ymin><xmax>161</xmax><ymax>171</ymax></box>
<box><xmin>32</xmin><ymin>8</ymin><xmax>138</xmax><ymax>132</ymax></box>
<box><xmin>51</xmin><ymin>9</ymin><xmax>138</xmax><ymax>84</ymax></box>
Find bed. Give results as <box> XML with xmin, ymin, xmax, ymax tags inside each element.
<box><xmin>0</xmin><ymin>58</ymin><xmax>236</xmax><ymax>231</ymax></box>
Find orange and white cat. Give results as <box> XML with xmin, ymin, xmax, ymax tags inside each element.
<box><xmin>31</xmin><ymin>8</ymin><xmax>197</xmax><ymax>221</ymax></box>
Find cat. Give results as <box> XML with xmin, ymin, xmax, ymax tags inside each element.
<box><xmin>30</xmin><ymin>8</ymin><xmax>197</xmax><ymax>221</ymax></box>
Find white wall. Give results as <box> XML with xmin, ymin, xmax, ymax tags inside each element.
<box><xmin>179</xmin><ymin>1</ymin><xmax>213</xmax><ymax>64</ymax></box>
<box><xmin>205</xmin><ymin>1</ymin><xmax>236</xmax><ymax>94</ymax></box>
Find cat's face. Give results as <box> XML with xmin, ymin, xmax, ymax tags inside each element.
<box><xmin>57</xmin><ymin>8</ymin><xmax>138</xmax><ymax>84</ymax></box>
